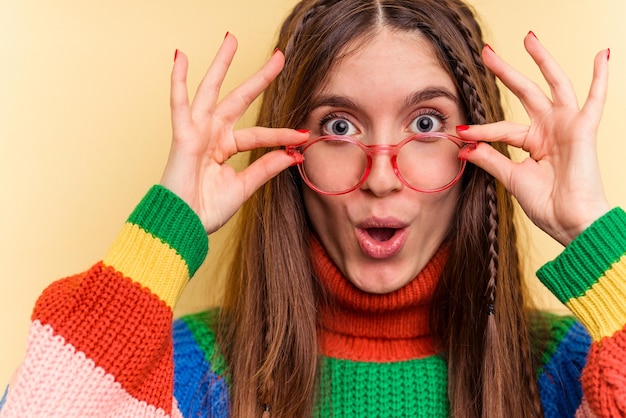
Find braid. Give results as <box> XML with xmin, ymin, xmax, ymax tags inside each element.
<box><xmin>444</xmin><ymin>2</ymin><xmax>492</xmax><ymax>121</ymax></box>
<box><xmin>266</xmin><ymin>0</ymin><xmax>335</xmax><ymax>129</ymax></box>
<box><xmin>418</xmin><ymin>7</ymin><xmax>544</xmax><ymax>416</ymax></box>
<box><xmin>252</xmin><ymin>1</ymin><xmax>546</xmax><ymax>416</ymax></box>
<box><xmin>485</xmin><ymin>179</ymin><xmax>498</xmax><ymax>314</ymax></box>
<box><xmin>282</xmin><ymin>0</ymin><xmax>331</xmax><ymax>59</ymax></box>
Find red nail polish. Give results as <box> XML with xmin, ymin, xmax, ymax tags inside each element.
<box><xmin>174</xmin><ymin>49</ymin><xmax>179</xmax><ymax>62</ymax></box>
<box><xmin>296</xmin><ymin>129</ymin><xmax>310</xmax><ymax>134</ymax></box>
<box><xmin>456</xmin><ymin>125</ymin><xmax>470</xmax><ymax>132</ymax></box>
<box><xmin>224</xmin><ymin>31</ymin><xmax>229</xmax><ymax>40</ymax></box>
<box><xmin>484</xmin><ymin>43</ymin><xmax>495</xmax><ymax>53</ymax></box>
<box><xmin>274</xmin><ymin>47</ymin><xmax>281</xmax><ymax>55</ymax></box>
<box><xmin>528</xmin><ymin>30</ymin><xmax>538</xmax><ymax>40</ymax></box>
<box><xmin>459</xmin><ymin>146</ymin><xmax>473</xmax><ymax>161</ymax></box>
<box><xmin>289</xmin><ymin>151</ymin><xmax>305</xmax><ymax>166</ymax></box>
<box><xmin>607</xmin><ymin>48</ymin><xmax>611</xmax><ymax>61</ymax></box>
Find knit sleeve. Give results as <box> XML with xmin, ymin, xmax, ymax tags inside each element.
<box><xmin>0</xmin><ymin>185</ymin><xmax>209</xmax><ymax>418</ymax></box>
<box><xmin>536</xmin><ymin>207</ymin><xmax>626</xmax><ymax>417</ymax></box>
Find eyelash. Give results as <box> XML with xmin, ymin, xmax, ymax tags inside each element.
<box><xmin>317</xmin><ymin>112</ymin><xmax>346</xmax><ymax>132</ymax></box>
<box><xmin>317</xmin><ymin>109</ymin><xmax>450</xmax><ymax>133</ymax></box>
<box><xmin>413</xmin><ymin>109</ymin><xmax>449</xmax><ymax>130</ymax></box>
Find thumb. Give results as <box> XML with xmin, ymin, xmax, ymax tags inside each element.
<box><xmin>463</xmin><ymin>142</ymin><xmax>516</xmax><ymax>191</ymax></box>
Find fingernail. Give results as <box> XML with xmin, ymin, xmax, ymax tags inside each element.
<box><xmin>528</xmin><ymin>30</ymin><xmax>538</xmax><ymax>40</ymax></box>
<box><xmin>288</xmin><ymin>151</ymin><xmax>305</xmax><ymax>166</ymax></box>
<box><xmin>296</xmin><ymin>129</ymin><xmax>310</xmax><ymax>134</ymax></box>
<box><xmin>174</xmin><ymin>49</ymin><xmax>179</xmax><ymax>62</ymax></box>
<box><xmin>459</xmin><ymin>146</ymin><xmax>473</xmax><ymax>160</ymax></box>
<box><xmin>484</xmin><ymin>43</ymin><xmax>495</xmax><ymax>53</ymax></box>
<box><xmin>224</xmin><ymin>31</ymin><xmax>229</xmax><ymax>40</ymax></box>
<box><xmin>456</xmin><ymin>125</ymin><xmax>470</xmax><ymax>132</ymax></box>
<box><xmin>607</xmin><ymin>48</ymin><xmax>611</xmax><ymax>61</ymax></box>
<box><xmin>274</xmin><ymin>47</ymin><xmax>281</xmax><ymax>55</ymax></box>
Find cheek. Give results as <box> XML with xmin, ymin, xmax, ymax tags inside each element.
<box><xmin>302</xmin><ymin>188</ymin><xmax>353</xmax><ymax>253</ymax></box>
<box><xmin>303</xmin><ymin>188</ymin><xmax>338</xmax><ymax>232</ymax></box>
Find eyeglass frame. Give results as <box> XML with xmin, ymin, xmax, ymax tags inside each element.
<box><xmin>286</xmin><ymin>132</ymin><xmax>477</xmax><ymax>196</ymax></box>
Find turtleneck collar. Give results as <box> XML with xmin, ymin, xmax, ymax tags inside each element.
<box><xmin>311</xmin><ymin>236</ymin><xmax>447</xmax><ymax>362</ymax></box>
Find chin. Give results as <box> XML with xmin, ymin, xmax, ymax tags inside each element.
<box><xmin>348</xmin><ymin>269</ymin><xmax>415</xmax><ymax>294</ymax></box>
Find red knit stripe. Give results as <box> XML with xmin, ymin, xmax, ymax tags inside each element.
<box><xmin>318</xmin><ymin>330</ymin><xmax>437</xmax><ymax>361</ymax></box>
<box><xmin>581</xmin><ymin>327</ymin><xmax>626</xmax><ymax>416</ymax></box>
<box><xmin>32</xmin><ymin>262</ymin><xmax>174</xmax><ymax>412</ymax></box>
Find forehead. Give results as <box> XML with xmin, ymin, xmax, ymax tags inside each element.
<box><xmin>315</xmin><ymin>28</ymin><xmax>457</xmax><ymax>102</ymax></box>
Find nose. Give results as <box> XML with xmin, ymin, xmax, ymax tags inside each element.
<box><xmin>360</xmin><ymin>152</ymin><xmax>403</xmax><ymax>197</ymax></box>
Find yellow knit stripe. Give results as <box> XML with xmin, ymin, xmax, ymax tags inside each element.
<box><xmin>103</xmin><ymin>222</ymin><xmax>190</xmax><ymax>309</ymax></box>
<box><xmin>566</xmin><ymin>255</ymin><xmax>626</xmax><ymax>342</ymax></box>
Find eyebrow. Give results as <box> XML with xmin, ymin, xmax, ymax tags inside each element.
<box><xmin>404</xmin><ymin>87</ymin><xmax>460</xmax><ymax>108</ymax></box>
<box><xmin>310</xmin><ymin>87</ymin><xmax>460</xmax><ymax>112</ymax></box>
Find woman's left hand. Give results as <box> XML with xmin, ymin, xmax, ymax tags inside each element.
<box><xmin>458</xmin><ymin>32</ymin><xmax>611</xmax><ymax>246</ymax></box>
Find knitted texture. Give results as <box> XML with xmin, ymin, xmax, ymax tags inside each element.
<box><xmin>537</xmin><ymin>208</ymin><xmax>626</xmax><ymax>417</ymax></box>
<box><xmin>1</xmin><ymin>189</ymin><xmax>625</xmax><ymax>418</ymax></box>
<box><xmin>312</xmin><ymin>236</ymin><xmax>443</xmax><ymax>361</ymax></box>
<box><xmin>0</xmin><ymin>185</ymin><xmax>208</xmax><ymax>417</ymax></box>
<box><xmin>315</xmin><ymin>356</ymin><xmax>449</xmax><ymax>417</ymax></box>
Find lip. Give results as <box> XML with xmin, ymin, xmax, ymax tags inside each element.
<box><xmin>355</xmin><ymin>217</ymin><xmax>409</xmax><ymax>259</ymax></box>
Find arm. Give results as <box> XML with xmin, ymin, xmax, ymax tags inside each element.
<box><xmin>1</xmin><ymin>185</ymin><xmax>207</xmax><ymax>417</ymax></box>
<box><xmin>1</xmin><ymin>34</ymin><xmax>306</xmax><ymax>417</ymax></box>
<box><xmin>537</xmin><ymin>208</ymin><xmax>626</xmax><ymax>417</ymax></box>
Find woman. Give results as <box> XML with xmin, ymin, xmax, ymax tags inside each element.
<box><xmin>1</xmin><ymin>0</ymin><xmax>623</xmax><ymax>417</ymax></box>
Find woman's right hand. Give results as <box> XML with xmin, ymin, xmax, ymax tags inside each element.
<box><xmin>160</xmin><ymin>34</ymin><xmax>308</xmax><ymax>234</ymax></box>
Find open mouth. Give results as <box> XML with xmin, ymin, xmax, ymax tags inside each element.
<box><xmin>366</xmin><ymin>227</ymin><xmax>397</xmax><ymax>242</ymax></box>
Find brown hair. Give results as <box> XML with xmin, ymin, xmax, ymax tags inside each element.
<box><xmin>217</xmin><ymin>0</ymin><xmax>543</xmax><ymax>416</ymax></box>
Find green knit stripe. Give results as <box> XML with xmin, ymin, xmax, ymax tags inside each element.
<box><xmin>536</xmin><ymin>208</ymin><xmax>626</xmax><ymax>303</ymax></box>
<box><xmin>315</xmin><ymin>355</ymin><xmax>449</xmax><ymax>417</ymax></box>
<box><xmin>127</xmin><ymin>185</ymin><xmax>208</xmax><ymax>277</ymax></box>
<box><xmin>180</xmin><ymin>309</ymin><xmax>228</xmax><ymax>378</ymax></box>
<box><xmin>529</xmin><ymin>312</ymin><xmax>578</xmax><ymax>371</ymax></box>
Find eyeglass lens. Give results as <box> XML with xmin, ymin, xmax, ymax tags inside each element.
<box><xmin>300</xmin><ymin>135</ymin><xmax>463</xmax><ymax>194</ymax></box>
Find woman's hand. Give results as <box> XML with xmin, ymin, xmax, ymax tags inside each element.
<box><xmin>160</xmin><ymin>34</ymin><xmax>308</xmax><ymax>234</ymax></box>
<box><xmin>458</xmin><ymin>32</ymin><xmax>611</xmax><ymax>246</ymax></box>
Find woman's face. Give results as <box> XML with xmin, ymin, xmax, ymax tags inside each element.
<box><xmin>301</xmin><ymin>28</ymin><xmax>466</xmax><ymax>294</ymax></box>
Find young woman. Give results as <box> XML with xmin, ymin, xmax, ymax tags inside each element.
<box><xmin>1</xmin><ymin>0</ymin><xmax>624</xmax><ymax>417</ymax></box>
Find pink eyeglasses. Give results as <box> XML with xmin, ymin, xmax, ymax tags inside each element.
<box><xmin>286</xmin><ymin>132</ymin><xmax>476</xmax><ymax>195</ymax></box>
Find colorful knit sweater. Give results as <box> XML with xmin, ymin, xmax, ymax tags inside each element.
<box><xmin>2</xmin><ymin>185</ymin><xmax>626</xmax><ymax>417</ymax></box>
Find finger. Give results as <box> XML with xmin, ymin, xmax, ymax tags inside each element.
<box><xmin>456</xmin><ymin>122</ymin><xmax>530</xmax><ymax>150</ymax></box>
<box><xmin>215</xmin><ymin>49</ymin><xmax>285</xmax><ymax>125</ymax></box>
<box><xmin>233</xmin><ymin>127</ymin><xmax>310</xmax><ymax>153</ymax></box>
<box><xmin>580</xmin><ymin>49</ymin><xmax>610</xmax><ymax>123</ymax></box>
<box><xmin>482</xmin><ymin>44</ymin><xmax>552</xmax><ymax>116</ymax></box>
<box><xmin>171</xmin><ymin>50</ymin><xmax>191</xmax><ymax>128</ymax></box>
<box><xmin>237</xmin><ymin>149</ymin><xmax>299</xmax><ymax>200</ymax></box>
<box><xmin>523</xmin><ymin>32</ymin><xmax>578</xmax><ymax>108</ymax></box>
<box><xmin>191</xmin><ymin>33</ymin><xmax>239</xmax><ymax>114</ymax></box>
<box><xmin>463</xmin><ymin>142</ymin><xmax>518</xmax><ymax>191</ymax></box>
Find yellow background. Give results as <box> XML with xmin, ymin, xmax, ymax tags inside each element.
<box><xmin>1</xmin><ymin>0</ymin><xmax>625</xmax><ymax>386</ymax></box>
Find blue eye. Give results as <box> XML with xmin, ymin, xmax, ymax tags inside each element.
<box><xmin>323</xmin><ymin>118</ymin><xmax>357</xmax><ymax>136</ymax></box>
<box><xmin>410</xmin><ymin>114</ymin><xmax>443</xmax><ymax>133</ymax></box>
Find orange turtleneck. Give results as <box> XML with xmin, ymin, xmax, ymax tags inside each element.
<box><xmin>311</xmin><ymin>236</ymin><xmax>447</xmax><ymax>362</ymax></box>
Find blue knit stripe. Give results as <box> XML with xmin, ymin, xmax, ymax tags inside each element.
<box><xmin>0</xmin><ymin>385</ymin><xmax>7</xmax><ymax>411</ymax></box>
<box><xmin>173</xmin><ymin>318</ymin><xmax>230</xmax><ymax>418</ymax></box>
<box><xmin>537</xmin><ymin>321</ymin><xmax>591</xmax><ymax>418</ymax></box>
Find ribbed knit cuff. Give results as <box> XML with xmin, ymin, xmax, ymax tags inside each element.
<box><xmin>103</xmin><ymin>185</ymin><xmax>209</xmax><ymax>308</ymax></box>
<box><xmin>127</xmin><ymin>185</ymin><xmax>209</xmax><ymax>277</ymax></box>
<box><xmin>537</xmin><ymin>207</ymin><xmax>626</xmax><ymax>304</ymax></box>
<box><xmin>537</xmin><ymin>208</ymin><xmax>626</xmax><ymax>340</ymax></box>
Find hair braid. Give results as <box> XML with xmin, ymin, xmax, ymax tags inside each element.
<box><xmin>448</xmin><ymin>39</ymin><xmax>544</xmax><ymax>418</ymax></box>
<box><xmin>242</xmin><ymin>1</ymin><xmax>546</xmax><ymax>416</ymax></box>
<box><xmin>417</xmin><ymin>7</ymin><xmax>543</xmax><ymax>415</ymax></box>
